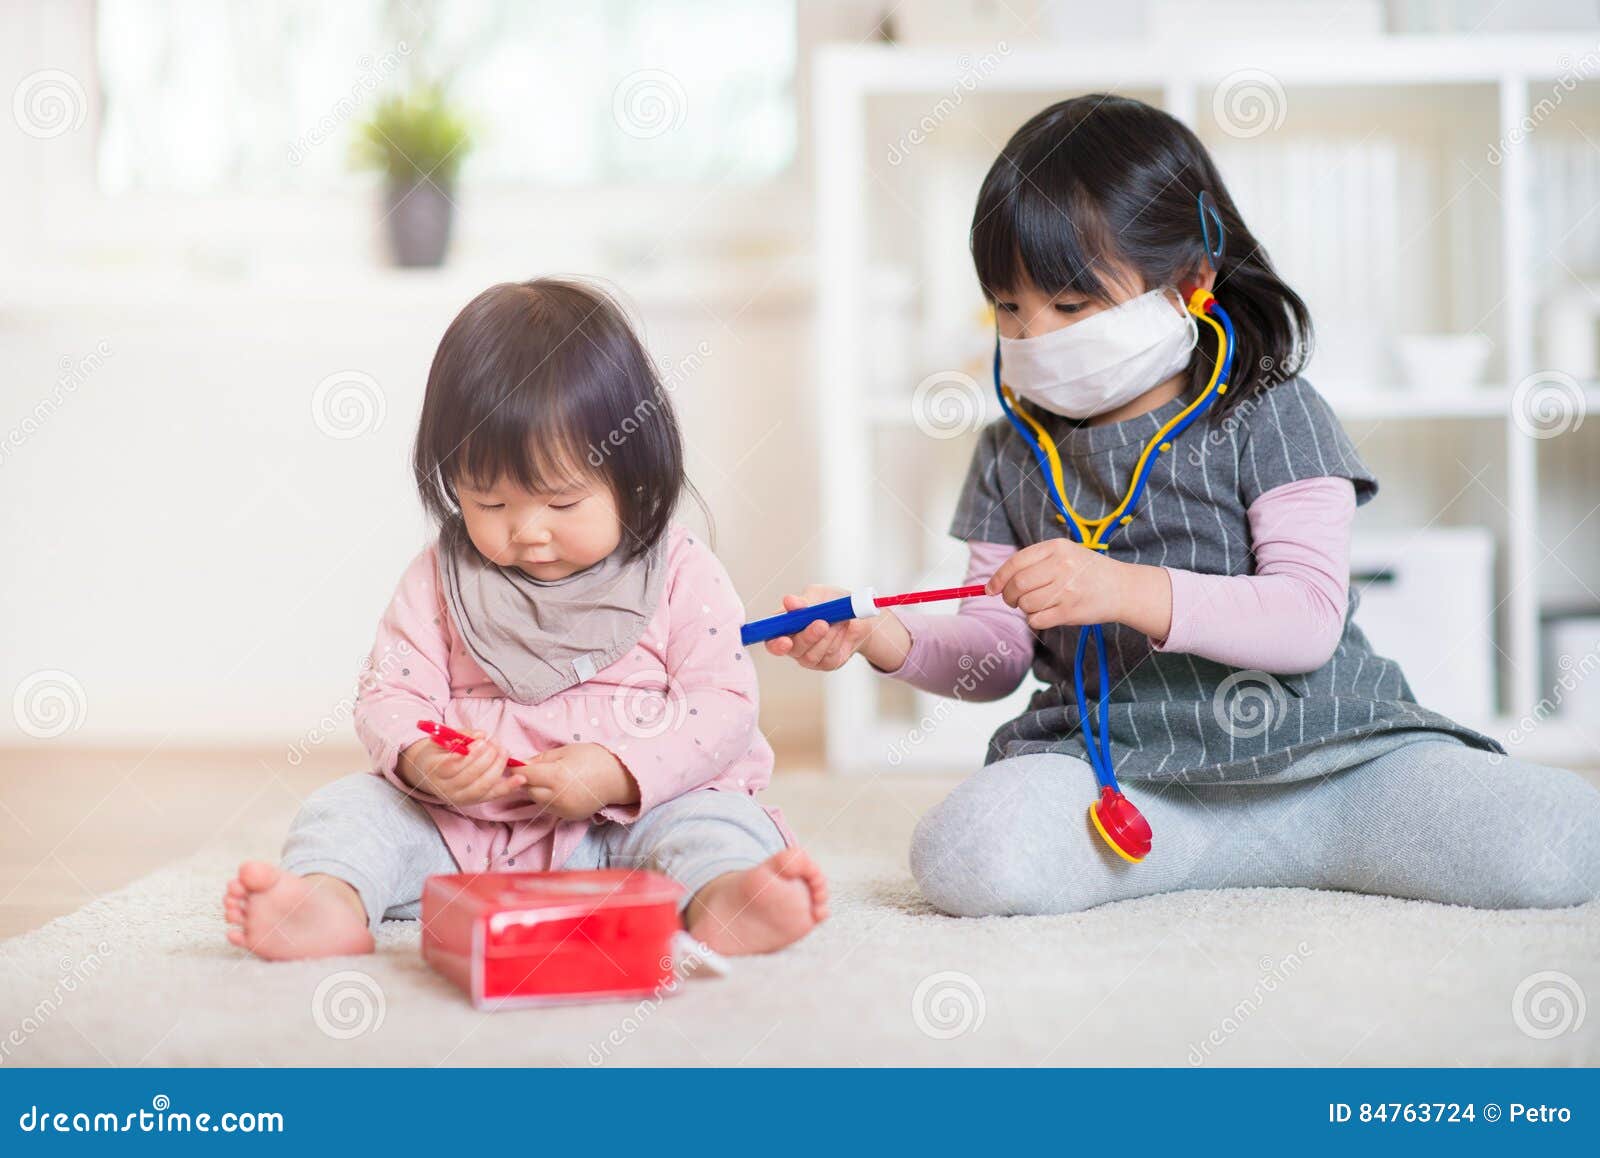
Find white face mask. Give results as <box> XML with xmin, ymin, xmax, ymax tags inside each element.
<box><xmin>998</xmin><ymin>287</ymin><xmax>1198</xmax><ymax>420</ymax></box>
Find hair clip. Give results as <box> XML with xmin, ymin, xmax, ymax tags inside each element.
<box><xmin>1197</xmin><ymin>190</ymin><xmax>1225</xmax><ymax>265</ymax></box>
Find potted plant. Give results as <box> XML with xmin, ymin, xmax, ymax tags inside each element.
<box><xmin>353</xmin><ymin>86</ymin><xmax>472</xmax><ymax>268</ymax></box>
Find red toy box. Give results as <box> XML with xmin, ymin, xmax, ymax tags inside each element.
<box><xmin>422</xmin><ymin>869</ymin><xmax>685</xmax><ymax>1009</ymax></box>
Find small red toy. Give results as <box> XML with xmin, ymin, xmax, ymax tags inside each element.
<box><xmin>416</xmin><ymin>719</ymin><xmax>526</xmax><ymax>767</ymax></box>
<box><xmin>1088</xmin><ymin>786</ymin><xmax>1154</xmax><ymax>863</ymax></box>
<box><xmin>422</xmin><ymin>869</ymin><xmax>685</xmax><ymax>1009</ymax></box>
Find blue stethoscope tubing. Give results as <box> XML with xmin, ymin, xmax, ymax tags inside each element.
<box><xmin>990</xmin><ymin>296</ymin><xmax>1236</xmax><ymax>794</ymax></box>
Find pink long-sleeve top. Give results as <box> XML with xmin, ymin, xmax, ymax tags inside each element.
<box><xmin>875</xmin><ymin>477</ymin><xmax>1354</xmax><ymax>695</ymax></box>
<box><xmin>353</xmin><ymin>523</ymin><xmax>788</xmax><ymax>875</ymax></box>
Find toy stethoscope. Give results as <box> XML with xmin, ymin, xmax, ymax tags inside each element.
<box><xmin>991</xmin><ymin>191</ymin><xmax>1235</xmax><ymax>863</ymax></box>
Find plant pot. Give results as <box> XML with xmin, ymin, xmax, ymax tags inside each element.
<box><xmin>382</xmin><ymin>178</ymin><xmax>455</xmax><ymax>268</ymax></box>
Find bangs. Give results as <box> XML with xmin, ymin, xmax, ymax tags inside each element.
<box><xmin>424</xmin><ymin>288</ymin><xmax>615</xmax><ymax>503</ymax></box>
<box><xmin>972</xmin><ymin>99</ymin><xmax>1152</xmax><ymax>305</ymax></box>
<box><xmin>413</xmin><ymin>278</ymin><xmax>687</xmax><ymax>558</ymax></box>
<box><xmin>448</xmin><ymin>396</ymin><xmax>594</xmax><ymax>500</ymax></box>
<box><xmin>971</xmin><ymin>157</ymin><xmax>1115</xmax><ymax>302</ymax></box>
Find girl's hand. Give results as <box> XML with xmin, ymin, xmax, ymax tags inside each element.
<box><xmin>986</xmin><ymin>540</ymin><xmax>1130</xmax><ymax>631</ymax></box>
<box><xmin>761</xmin><ymin>585</ymin><xmax>911</xmax><ymax>672</ymax></box>
<box><xmin>520</xmin><ymin>742</ymin><xmax>639</xmax><ymax>821</ymax></box>
<box><xmin>398</xmin><ymin>730</ymin><xmax>525</xmax><ymax>808</ymax></box>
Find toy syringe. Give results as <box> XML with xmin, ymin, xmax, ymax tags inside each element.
<box><xmin>740</xmin><ymin>584</ymin><xmax>990</xmax><ymax>646</ymax></box>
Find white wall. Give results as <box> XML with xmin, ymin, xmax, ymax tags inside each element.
<box><xmin>0</xmin><ymin>1</ymin><xmax>849</xmax><ymax>753</ymax></box>
<box><xmin>6</xmin><ymin>0</ymin><xmax>1597</xmax><ymax>757</ymax></box>
<box><xmin>0</xmin><ymin>263</ymin><xmax>827</xmax><ymax>753</ymax></box>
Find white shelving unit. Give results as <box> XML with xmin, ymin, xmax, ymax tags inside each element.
<box><xmin>813</xmin><ymin>35</ymin><xmax>1600</xmax><ymax>773</ymax></box>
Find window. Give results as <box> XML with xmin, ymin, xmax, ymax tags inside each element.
<box><xmin>95</xmin><ymin>0</ymin><xmax>796</xmax><ymax>193</ymax></box>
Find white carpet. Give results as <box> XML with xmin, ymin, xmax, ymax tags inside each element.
<box><xmin>2</xmin><ymin>773</ymin><xmax>1596</xmax><ymax>1066</ymax></box>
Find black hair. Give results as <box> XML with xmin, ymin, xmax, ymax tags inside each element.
<box><xmin>412</xmin><ymin>277</ymin><xmax>705</xmax><ymax>561</ymax></box>
<box><xmin>971</xmin><ymin>93</ymin><xmax>1312</xmax><ymax>411</ymax></box>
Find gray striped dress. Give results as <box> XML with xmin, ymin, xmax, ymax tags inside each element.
<box><xmin>948</xmin><ymin>374</ymin><xmax>1501</xmax><ymax>785</ymax></box>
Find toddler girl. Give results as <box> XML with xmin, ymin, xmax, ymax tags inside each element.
<box><xmin>226</xmin><ymin>278</ymin><xmax>828</xmax><ymax>958</ymax></box>
<box><xmin>771</xmin><ymin>95</ymin><xmax>1600</xmax><ymax>915</ymax></box>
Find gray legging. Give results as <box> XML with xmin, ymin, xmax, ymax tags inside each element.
<box><xmin>281</xmin><ymin>773</ymin><xmax>786</xmax><ymax>933</ymax></box>
<box><xmin>911</xmin><ymin>739</ymin><xmax>1600</xmax><ymax>916</ymax></box>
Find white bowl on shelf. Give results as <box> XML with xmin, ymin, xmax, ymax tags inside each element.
<box><xmin>1393</xmin><ymin>333</ymin><xmax>1493</xmax><ymax>391</ymax></box>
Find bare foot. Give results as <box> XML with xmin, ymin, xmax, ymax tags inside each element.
<box><xmin>223</xmin><ymin>861</ymin><xmax>374</xmax><ymax>961</ymax></box>
<box><xmin>686</xmin><ymin>847</ymin><xmax>829</xmax><ymax>956</ymax></box>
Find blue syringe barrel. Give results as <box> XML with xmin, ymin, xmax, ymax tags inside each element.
<box><xmin>739</xmin><ymin>589</ymin><xmax>878</xmax><ymax>646</ymax></box>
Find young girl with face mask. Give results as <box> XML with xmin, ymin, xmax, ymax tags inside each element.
<box><xmin>769</xmin><ymin>94</ymin><xmax>1600</xmax><ymax>916</ymax></box>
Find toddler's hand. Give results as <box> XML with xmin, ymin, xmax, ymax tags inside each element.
<box><xmin>985</xmin><ymin>540</ymin><xmax>1125</xmax><ymax>630</ymax></box>
<box><xmin>521</xmin><ymin>742</ymin><xmax>639</xmax><ymax>821</ymax></box>
<box><xmin>762</xmin><ymin>585</ymin><xmax>904</xmax><ymax>672</ymax></box>
<box><xmin>399</xmin><ymin>730</ymin><xmax>525</xmax><ymax>808</ymax></box>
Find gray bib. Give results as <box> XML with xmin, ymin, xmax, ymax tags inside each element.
<box><xmin>436</xmin><ymin>519</ymin><xmax>666</xmax><ymax>704</ymax></box>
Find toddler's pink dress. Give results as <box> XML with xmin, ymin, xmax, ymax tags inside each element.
<box><xmin>353</xmin><ymin>523</ymin><xmax>788</xmax><ymax>874</ymax></box>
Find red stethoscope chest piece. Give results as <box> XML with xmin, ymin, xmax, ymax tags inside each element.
<box><xmin>1089</xmin><ymin>786</ymin><xmax>1153</xmax><ymax>863</ymax></box>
